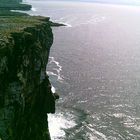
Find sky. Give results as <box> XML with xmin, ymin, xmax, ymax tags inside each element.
<box><xmin>49</xmin><ymin>0</ymin><xmax>140</xmax><ymax>6</ymax></box>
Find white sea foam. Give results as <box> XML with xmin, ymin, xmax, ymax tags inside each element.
<box><xmin>87</xmin><ymin>125</ymin><xmax>108</xmax><ymax>140</ymax></box>
<box><xmin>61</xmin><ymin>22</ymin><xmax>72</xmax><ymax>27</ymax></box>
<box><xmin>31</xmin><ymin>7</ymin><xmax>37</xmax><ymax>12</ymax></box>
<box><xmin>48</xmin><ymin>112</ymin><xmax>76</xmax><ymax>139</ymax></box>
<box><xmin>47</xmin><ymin>57</ymin><xmax>64</xmax><ymax>82</ymax></box>
<box><xmin>113</xmin><ymin>113</ymin><xmax>126</xmax><ymax>118</ymax></box>
<box><xmin>112</xmin><ymin>113</ymin><xmax>140</xmax><ymax>133</ymax></box>
<box><xmin>77</xmin><ymin>100</ymin><xmax>88</xmax><ymax>103</ymax></box>
<box><xmin>53</xmin><ymin>16</ymin><xmax>73</xmax><ymax>27</ymax></box>
<box><xmin>62</xmin><ymin>23</ymin><xmax>72</xmax><ymax>27</ymax></box>
<box><xmin>51</xmin><ymin>85</ymin><xmax>56</xmax><ymax>93</ymax></box>
<box><xmin>53</xmin><ymin>20</ymin><xmax>72</xmax><ymax>27</ymax></box>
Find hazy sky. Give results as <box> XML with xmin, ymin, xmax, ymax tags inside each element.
<box><xmin>87</xmin><ymin>0</ymin><xmax>140</xmax><ymax>4</ymax></box>
<box><xmin>48</xmin><ymin>0</ymin><xmax>140</xmax><ymax>5</ymax></box>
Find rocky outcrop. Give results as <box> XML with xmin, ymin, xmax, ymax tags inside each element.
<box><xmin>0</xmin><ymin>17</ymin><xmax>57</xmax><ymax>140</ymax></box>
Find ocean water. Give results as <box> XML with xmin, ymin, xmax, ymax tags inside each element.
<box><xmin>25</xmin><ymin>0</ymin><xmax>140</xmax><ymax>139</ymax></box>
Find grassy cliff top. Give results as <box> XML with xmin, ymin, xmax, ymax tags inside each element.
<box><xmin>0</xmin><ymin>16</ymin><xmax>51</xmax><ymax>35</ymax></box>
<box><xmin>0</xmin><ymin>0</ymin><xmax>49</xmax><ymax>36</ymax></box>
<box><xmin>0</xmin><ymin>0</ymin><xmax>63</xmax><ymax>39</ymax></box>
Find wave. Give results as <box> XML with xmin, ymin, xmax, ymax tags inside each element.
<box><xmin>51</xmin><ymin>85</ymin><xmax>56</xmax><ymax>93</ymax></box>
<box><xmin>48</xmin><ymin>107</ymin><xmax>90</xmax><ymax>140</ymax></box>
<box><xmin>48</xmin><ymin>110</ymin><xmax>77</xmax><ymax>139</ymax></box>
<box><xmin>60</xmin><ymin>22</ymin><xmax>72</xmax><ymax>27</ymax></box>
<box><xmin>53</xmin><ymin>20</ymin><xmax>72</xmax><ymax>27</ymax></box>
<box><xmin>47</xmin><ymin>56</ymin><xmax>64</xmax><ymax>82</ymax></box>
<box><xmin>87</xmin><ymin>125</ymin><xmax>108</xmax><ymax>140</ymax></box>
<box><xmin>31</xmin><ymin>7</ymin><xmax>37</xmax><ymax>11</ymax></box>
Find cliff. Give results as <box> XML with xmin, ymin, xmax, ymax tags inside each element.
<box><xmin>0</xmin><ymin>1</ymin><xmax>59</xmax><ymax>140</ymax></box>
<box><xmin>0</xmin><ymin>16</ymin><xmax>56</xmax><ymax>140</ymax></box>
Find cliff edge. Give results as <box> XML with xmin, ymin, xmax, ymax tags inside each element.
<box><xmin>0</xmin><ymin>0</ymin><xmax>58</xmax><ymax>140</ymax></box>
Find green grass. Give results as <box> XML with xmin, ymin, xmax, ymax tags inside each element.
<box><xmin>0</xmin><ymin>0</ymin><xmax>22</xmax><ymax>3</ymax></box>
<box><xmin>0</xmin><ymin>0</ymin><xmax>36</xmax><ymax>36</ymax></box>
<box><xmin>0</xmin><ymin>16</ymin><xmax>50</xmax><ymax>35</ymax></box>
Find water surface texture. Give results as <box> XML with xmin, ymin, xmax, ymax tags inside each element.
<box><xmin>26</xmin><ymin>1</ymin><xmax>140</xmax><ymax>139</ymax></box>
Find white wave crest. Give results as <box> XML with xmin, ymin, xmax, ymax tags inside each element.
<box><xmin>48</xmin><ymin>112</ymin><xmax>76</xmax><ymax>139</ymax></box>
<box><xmin>51</xmin><ymin>85</ymin><xmax>56</xmax><ymax>93</ymax></box>
<box><xmin>31</xmin><ymin>7</ymin><xmax>37</xmax><ymax>11</ymax></box>
<box><xmin>47</xmin><ymin>57</ymin><xmax>64</xmax><ymax>82</ymax></box>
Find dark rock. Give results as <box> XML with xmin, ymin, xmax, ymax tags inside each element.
<box><xmin>0</xmin><ymin>10</ymin><xmax>57</xmax><ymax>140</ymax></box>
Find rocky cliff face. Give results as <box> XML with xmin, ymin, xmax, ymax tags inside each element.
<box><xmin>0</xmin><ymin>17</ymin><xmax>56</xmax><ymax>140</ymax></box>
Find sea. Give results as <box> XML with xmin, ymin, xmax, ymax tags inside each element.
<box><xmin>24</xmin><ymin>0</ymin><xmax>140</xmax><ymax>139</ymax></box>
